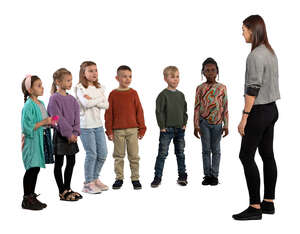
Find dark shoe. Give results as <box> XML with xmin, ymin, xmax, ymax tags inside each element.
<box><xmin>151</xmin><ymin>176</ymin><xmax>161</xmax><ymax>188</ymax></box>
<box><xmin>202</xmin><ymin>176</ymin><xmax>212</xmax><ymax>185</ymax></box>
<box><xmin>132</xmin><ymin>180</ymin><xmax>142</xmax><ymax>190</ymax></box>
<box><xmin>112</xmin><ymin>180</ymin><xmax>123</xmax><ymax>190</ymax></box>
<box><xmin>210</xmin><ymin>176</ymin><xmax>219</xmax><ymax>186</ymax></box>
<box><xmin>177</xmin><ymin>173</ymin><xmax>188</xmax><ymax>186</ymax></box>
<box><xmin>261</xmin><ymin>200</ymin><xmax>275</xmax><ymax>214</ymax></box>
<box><xmin>232</xmin><ymin>206</ymin><xmax>262</xmax><ymax>220</ymax></box>
<box><xmin>21</xmin><ymin>194</ymin><xmax>44</xmax><ymax>211</ymax></box>
<box><xmin>33</xmin><ymin>193</ymin><xmax>47</xmax><ymax>208</ymax></box>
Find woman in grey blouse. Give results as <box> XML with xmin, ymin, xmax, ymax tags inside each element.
<box><xmin>232</xmin><ymin>15</ymin><xmax>280</xmax><ymax>221</ymax></box>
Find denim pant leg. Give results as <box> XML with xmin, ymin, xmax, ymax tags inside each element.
<box><xmin>154</xmin><ymin>129</ymin><xmax>173</xmax><ymax>178</ymax></box>
<box><xmin>210</xmin><ymin>124</ymin><xmax>222</xmax><ymax>178</ymax></box>
<box><xmin>174</xmin><ymin>128</ymin><xmax>186</xmax><ymax>176</ymax></box>
<box><xmin>80</xmin><ymin>128</ymin><xmax>97</xmax><ymax>183</ymax></box>
<box><xmin>94</xmin><ymin>127</ymin><xmax>108</xmax><ymax>179</ymax></box>
<box><xmin>200</xmin><ymin>119</ymin><xmax>212</xmax><ymax>177</ymax></box>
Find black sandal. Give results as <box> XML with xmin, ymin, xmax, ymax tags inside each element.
<box><xmin>69</xmin><ymin>190</ymin><xmax>83</xmax><ymax>200</ymax></box>
<box><xmin>59</xmin><ymin>190</ymin><xmax>78</xmax><ymax>201</ymax></box>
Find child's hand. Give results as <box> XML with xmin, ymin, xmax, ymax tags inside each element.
<box><xmin>84</xmin><ymin>94</ymin><xmax>92</xmax><ymax>100</ymax></box>
<box><xmin>160</xmin><ymin>129</ymin><xmax>167</xmax><ymax>132</ymax></box>
<box><xmin>21</xmin><ymin>134</ymin><xmax>25</xmax><ymax>151</ymax></box>
<box><xmin>68</xmin><ymin>135</ymin><xmax>77</xmax><ymax>143</ymax></box>
<box><xmin>108</xmin><ymin>135</ymin><xmax>114</xmax><ymax>141</ymax></box>
<box><xmin>222</xmin><ymin>128</ymin><xmax>229</xmax><ymax>137</ymax></box>
<box><xmin>182</xmin><ymin>125</ymin><xmax>186</xmax><ymax>130</ymax></box>
<box><xmin>194</xmin><ymin>128</ymin><xmax>202</xmax><ymax>138</ymax></box>
<box><xmin>43</xmin><ymin>117</ymin><xmax>52</xmax><ymax>126</ymax></box>
<box><xmin>138</xmin><ymin>134</ymin><xmax>144</xmax><ymax>140</ymax></box>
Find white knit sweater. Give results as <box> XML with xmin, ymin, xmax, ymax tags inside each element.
<box><xmin>74</xmin><ymin>83</ymin><xmax>109</xmax><ymax>129</ymax></box>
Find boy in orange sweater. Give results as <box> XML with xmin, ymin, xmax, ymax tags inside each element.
<box><xmin>105</xmin><ymin>65</ymin><xmax>146</xmax><ymax>190</ymax></box>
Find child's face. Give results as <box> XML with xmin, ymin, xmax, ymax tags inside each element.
<box><xmin>84</xmin><ymin>65</ymin><xmax>98</xmax><ymax>84</ymax></box>
<box><xmin>29</xmin><ymin>79</ymin><xmax>44</xmax><ymax>97</ymax></box>
<box><xmin>242</xmin><ymin>25</ymin><xmax>252</xmax><ymax>43</ymax></box>
<box><xmin>116</xmin><ymin>70</ymin><xmax>132</xmax><ymax>88</ymax></box>
<box><xmin>203</xmin><ymin>64</ymin><xmax>217</xmax><ymax>83</ymax></box>
<box><xmin>165</xmin><ymin>71</ymin><xmax>179</xmax><ymax>89</ymax></box>
<box><xmin>56</xmin><ymin>74</ymin><xmax>73</xmax><ymax>90</ymax></box>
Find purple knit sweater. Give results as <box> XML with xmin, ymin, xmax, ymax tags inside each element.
<box><xmin>47</xmin><ymin>93</ymin><xmax>80</xmax><ymax>139</ymax></box>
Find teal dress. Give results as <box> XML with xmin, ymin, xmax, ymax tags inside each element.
<box><xmin>21</xmin><ymin>98</ymin><xmax>46</xmax><ymax>170</ymax></box>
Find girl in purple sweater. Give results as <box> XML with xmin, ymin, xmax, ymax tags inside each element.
<box><xmin>47</xmin><ymin>68</ymin><xmax>82</xmax><ymax>201</ymax></box>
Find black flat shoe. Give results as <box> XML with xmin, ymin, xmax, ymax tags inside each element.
<box><xmin>112</xmin><ymin>180</ymin><xmax>123</xmax><ymax>189</ymax></box>
<box><xmin>232</xmin><ymin>206</ymin><xmax>262</xmax><ymax>221</ymax></box>
<box><xmin>202</xmin><ymin>176</ymin><xmax>211</xmax><ymax>186</ymax></box>
<box><xmin>261</xmin><ymin>200</ymin><xmax>275</xmax><ymax>214</ymax></box>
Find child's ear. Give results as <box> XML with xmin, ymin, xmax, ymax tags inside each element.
<box><xmin>115</xmin><ymin>76</ymin><xmax>119</xmax><ymax>82</ymax></box>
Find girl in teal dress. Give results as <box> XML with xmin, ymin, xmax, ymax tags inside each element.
<box><xmin>21</xmin><ymin>75</ymin><xmax>56</xmax><ymax>210</ymax></box>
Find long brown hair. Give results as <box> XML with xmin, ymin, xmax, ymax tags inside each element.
<box><xmin>243</xmin><ymin>15</ymin><xmax>275</xmax><ymax>54</ymax></box>
<box><xmin>21</xmin><ymin>75</ymin><xmax>40</xmax><ymax>103</ymax></box>
<box><xmin>79</xmin><ymin>61</ymin><xmax>101</xmax><ymax>88</ymax></box>
<box><xmin>51</xmin><ymin>68</ymin><xmax>72</xmax><ymax>94</ymax></box>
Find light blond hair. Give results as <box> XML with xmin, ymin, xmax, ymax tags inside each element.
<box><xmin>163</xmin><ymin>66</ymin><xmax>179</xmax><ymax>78</ymax></box>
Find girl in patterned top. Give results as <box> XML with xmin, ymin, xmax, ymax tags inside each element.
<box><xmin>194</xmin><ymin>58</ymin><xmax>229</xmax><ymax>186</ymax></box>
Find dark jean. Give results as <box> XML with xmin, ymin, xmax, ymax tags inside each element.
<box><xmin>239</xmin><ymin>102</ymin><xmax>278</xmax><ymax>204</ymax></box>
<box><xmin>154</xmin><ymin>127</ymin><xmax>186</xmax><ymax>178</ymax></box>
<box><xmin>199</xmin><ymin>117</ymin><xmax>222</xmax><ymax>178</ymax></box>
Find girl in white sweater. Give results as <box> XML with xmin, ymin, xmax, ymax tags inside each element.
<box><xmin>75</xmin><ymin>61</ymin><xmax>109</xmax><ymax>194</ymax></box>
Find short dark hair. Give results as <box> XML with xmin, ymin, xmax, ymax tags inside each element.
<box><xmin>202</xmin><ymin>57</ymin><xmax>219</xmax><ymax>73</ymax></box>
<box><xmin>117</xmin><ymin>65</ymin><xmax>132</xmax><ymax>74</ymax></box>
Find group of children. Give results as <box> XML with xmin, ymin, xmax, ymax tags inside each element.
<box><xmin>21</xmin><ymin>57</ymin><xmax>229</xmax><ymax>210</ymax></box>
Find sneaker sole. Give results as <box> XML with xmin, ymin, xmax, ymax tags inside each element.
<box><xmin>232</xmin><ymin>215</ymin><xmax>262</xmax><ymax>221</ymax></box>
<box><xmin>262</xmin><ymin>210</ymin><xmax>275</xmax><ymax>215</ymax></box>
<box><xmin>151</xmin><ymin>183</ymin><xmax>160</xmax><ymax>188</ymax></box>
<box><xmin>82</xmin><ymin>189</ymin><xmax>101</xmax><ymax>194</ymax></box>
<box><xmin>112</xmin><ymin>187</ymin><xmax>122</xmax><ymax>190</ymax></box>
<box><xmin>133</xmin><ymin>187</ymin><xmax>142</xmax><ymax>190</ymax></box>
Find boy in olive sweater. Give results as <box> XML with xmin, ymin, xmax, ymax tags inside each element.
<box><xmin>151</xmin><ymin>66</ymin><xmax>188</xmax><ymax>188</ymax></box>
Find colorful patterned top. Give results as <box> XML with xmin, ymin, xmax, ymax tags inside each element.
<box><xmin>194</xmin><ymin>82</ymin><xmax>228</xmax><ymax>129</ymax></box>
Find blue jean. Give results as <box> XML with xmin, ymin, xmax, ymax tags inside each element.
<box><xmin>154</xmin><ymin>127</ymin><xmax>186</xmax><ymax>178</ymax></box>
<box><xmin>80</xmin><ymin>127</ymin><xmax>108</xmax><ymax>183</ymax></box>
<box><xmin>199</xmin><ymin>118</ymin><xmax>222</xmax><ymax>178</ymax></box>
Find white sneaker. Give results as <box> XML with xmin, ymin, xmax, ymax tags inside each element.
<box><xmin>82</xmin><ymin>181</ymin><xmax>102</xmax><ymax>194</ymax></box>
<box><xmin>95</xmin><ymin>179</ymin><xmax>109</xmax><ymax>191</ymax></box>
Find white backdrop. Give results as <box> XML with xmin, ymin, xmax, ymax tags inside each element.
<box><xmin>1</xmin><ymin>0</ymin><xmax>299</xmax><ymax>233</ymax></box>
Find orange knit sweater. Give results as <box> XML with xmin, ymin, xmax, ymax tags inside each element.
<box><xmin>104</xmin><ymin>88</ymin><xmax>146</xmax><ymax>137</ymax></box>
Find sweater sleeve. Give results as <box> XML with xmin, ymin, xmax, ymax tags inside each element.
<box><xmin>104</xmin><ymin>92</ymin><xmax>113</xmax><ymax>136</ymax></box>
<box><xmin>97</xmin><ymin>88</ymin><xmax>109</xmax><ymax>110</ymax></box>
<box><xmin>194</xmin><ymin>86</ymin><xmax>201</xmax><ymax>129</ymax></box>
<box><xmin>76</xmin><ymin>85</ymin><xmax>103</xmax><ymax>109</ymax></box>
<box><xmin>21</xmin><ymin>105</ymin><xmax>35</xmax><ymax>138</ymax></box>
<box><xmin>155</xmin><ymin>93</ymin><xmax>166</xmax><ymax>130</ymax></box>
<box><xmin>73</xmin><ymin>99</ymin><xmax>81</xmax><ymax>136</ymax></box>
<box><xmin>47</xmin><ymin>95</ymin><xmax>73</xmax><ymax>139</ymax></box>
<box><xmin>183</xmin><ymin>93</ymin><xmax>188</xmax><ymax>126</ymax></box>
<box><xmin>246</xmin><ymin>53</ymin><xmax>264</xmax><ymax>96</ymax></box>
<box><xmin>134</xmin><ymin>91</ymin><xmax>146</xmax><ymax>136</ymax></box>
<box><xmin>222</xmin><ymin>86</ymin><xmax>229</xmax><ymax>129</ymax></box>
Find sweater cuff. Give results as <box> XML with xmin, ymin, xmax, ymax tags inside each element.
<box><xmin>105</xmin><ymin>129</ymin><xmax>113</xmax><ymax>137</ymax></box>
<box><xmin>246</xmin><ymin>87</ymin><xmax>260</xmax><ymax>96</ymax></box>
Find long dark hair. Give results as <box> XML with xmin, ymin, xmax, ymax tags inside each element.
<box><xmin>21</xmin><ymin>75</ymin><xmax>40</xmax><ymax>103</ymax></box>
<box><xmin>243</xmin><ymin>15</ymin><xmax>275</xmax><ymax>54</ymax></box>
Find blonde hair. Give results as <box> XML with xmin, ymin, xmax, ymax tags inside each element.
<box><xmin>79</xmin><ymin>61</ymin><xmax>101</xmax><ymax>89</ymax></box>
<box><xmin>163</xmin><ymin>66</ymin><xmax>179</xmax><ymax>78</ymax></box>
<box><xmin>51</xmin><ymin>68</ymin><xmax>72</xmax><ymax>94</ymax></box>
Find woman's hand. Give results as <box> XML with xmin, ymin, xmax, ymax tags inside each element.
<box><xmin>238</xmin><ymin>117</ymin><xmax>248</xmax><ymax>136</ymax></box>
<box><xmin>194</xmin><ymin>128</ymin><xmax>202</xmax><ymax>139</ymax></box>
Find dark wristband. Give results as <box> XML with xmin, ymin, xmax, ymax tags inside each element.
<box><xmin>243</xmin><ymin>110</ymin><xmax>250</xmax><ymax>115</ymax></box>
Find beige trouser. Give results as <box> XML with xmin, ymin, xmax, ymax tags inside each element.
<box><xmin>113</xmin><ymin>128</ymin><xmax>140</xmax><ymax>180</ymax></box>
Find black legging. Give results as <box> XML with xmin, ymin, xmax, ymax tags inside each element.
<box><xmin>23</xmin><ymin>167</ymin><xmax>40</xmax><ymax>196</ymax></box>
<box><xmin>239</xmin><ymin>102</ymin><xmax>278</xmax><ymax>204</ymax></box>
<box><xmin>54</xmin><ymin>154</ymin><xmax>76</xmax><ymax>194</ymax></box>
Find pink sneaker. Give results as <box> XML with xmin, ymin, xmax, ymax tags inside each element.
<box><xmin>82</xmin><ymin>181</ymin><xmax>102</xmax><ymax>194</ymax></box>
<box><xmin>95</xmin><ymin>179</ymin><xmax>109</xmax><ymax>191</ymax></box>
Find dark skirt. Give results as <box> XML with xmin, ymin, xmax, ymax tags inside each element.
<box><xmin>44</xmin><ymin>128</ymin><xmax>54</xmax><ymax>164</ymax></box>
<box><xmin>53</xmin><ymin>129</ymin><xmax>79</xmax><ymax>156</ymax></box>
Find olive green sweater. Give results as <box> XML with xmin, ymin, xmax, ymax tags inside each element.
<box><xmin>155</xmin><ymin>88</ymin><xmax>188</xmax><ymax>129</ymax></box>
